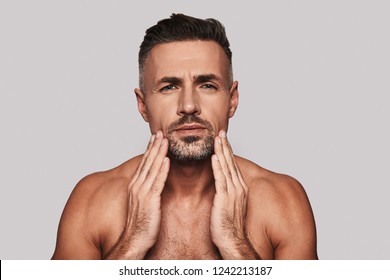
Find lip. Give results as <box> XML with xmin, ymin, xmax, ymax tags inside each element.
<box><xmin>175</xmin><ymin>123</ymin><xmax>207</xmax><ymax>131</ymax></box>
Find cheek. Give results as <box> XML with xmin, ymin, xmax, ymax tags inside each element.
<box><xmin>202</xmin><ymin>100</ymin><xmax>231</xmax><ymax>131</ymax></box>
<box><xmin>145</xmin><ymin>101</ymin><xmax>175</xmax><ymax>131</ymax></box>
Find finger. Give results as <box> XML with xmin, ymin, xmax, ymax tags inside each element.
<box><xmin>141</xmin><ymin>133</ymin><xmax>157</xmax><ymax>164</ymax></box>
<box><xmin>141</xmin><ymin>136</ymin><xmax>169</xmax><ymax>187</ymax></box>
<box><xmin>139</xmin><ymin>131</ymin><xmax>163</xmax><ymax>177</ymax></box>
<box><xmin>213</xmin><ymin>135</ymin><xmax>234</xmax><ymax>191</ymax></box>
<box><xmin>150</xmin><ymin>157</ymin><xmax>170</xmax><ymax>194</ymax></box>
<box><xmin>235</xmin><ymin>162</ymin><xmax>248</xmax><ymax>194</ymax></box>
<box><xmin>211</xmin><ymin>154</ymin><xmax>228</xmax><ymax>193</ymax></box>
<box><xmin>219</xmin><ymin>131</ymin><xmax>245</xmax><ymax>189</ymax></box>
<box><xmin>219</xmin><ymin>131</ymin><xmax>238</xmax><ymax>175</ymax></box>
<box><xmin>216</xmin><ymin>132</ymin><xmax>240</xmax><ymax>186</ymax></box>
<box><xmin>129</xmin><ymin>133</ymin><xmax>156</xmax><ymax>186</ymax></box>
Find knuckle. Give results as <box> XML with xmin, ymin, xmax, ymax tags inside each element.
<box><xmin>225</xmin><ymin>168</ymin><xmax>232</xmax><ymax>179</ymax></box>
<box><xmin>140</xmin><ymin>160</ymin><xmax>153</xmax><ymax>174</ymax></box>
<box><xmin>222</xmin><ymin>181</ymin><xmax>229</xmax><ymax>191</ymax></box>
<box><xmin>236</xmin><ymin>186</ymin><xmax>245</xmax><ymax>197</ymax></box>
<box><xmin>147</xmin><ymin>165</ymin><xmax>155</xmax><ymax>176</ymax></box>
<box><xmin>225</xmin><ymin>157</ymin><xmax>233</xmax><ymax>165</ymax></box>
<box><xmin>144</xmin><ymin>156</ymin><xmax>153</xmax><ymax>167</ymax></box>
<box><xmin>128</xmin><ymin>186</ymin><xmax>139</xmax><ymax>198</ymax></box>
<box><xmin>216</xmin><ymin>179</ymin><xmax>228</xmax><ymax>190</ymax></box>
<box><xmin>139</xmin><ymin>164</ymin><xmax>148</xmax><ymax>175</ymax></box>
<box><xmin>222</xmin><ymin>139</ymin><xmax>229</xmax><ymax>147</ymax></box>
<box><xmin>150</xmin><ymin>183</ymin><xmax>162</xmax><ymax>193</ymax></box>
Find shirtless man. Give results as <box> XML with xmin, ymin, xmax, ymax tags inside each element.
<box><xmin>52</xmin><ymin>14</ymin><xmax>317</xmax><ymax>260</ymax></box>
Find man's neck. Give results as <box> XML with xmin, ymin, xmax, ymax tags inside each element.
<box><xmin>164</xmin><ymin>157</ymin><xmax>215</xmax><ymax>200</ymax></box>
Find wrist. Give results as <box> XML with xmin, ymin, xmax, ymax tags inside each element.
<box><xmin>215</xmin><ymin>237</ymin><xmax>260</xmax><ymax>260</ymax></box>
<box><xmin>104</xmin><ymin>229</ymin><xmax>153</xmax><ymax>260</ymax></box>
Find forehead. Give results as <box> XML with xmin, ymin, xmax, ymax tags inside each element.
<box><xmin>143</xmin><ymin>40</ymin><xmax>230</xmax><ymax>83</ymax></box>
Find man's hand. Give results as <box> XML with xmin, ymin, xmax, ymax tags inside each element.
<box><xmin>210</xmin><ymin>130</ymin><xmax>260</xmax><ymax>259</ymax></box>
<box><xmin>104</xmin><ymin>131</ymin><xmax>169</xmax><ymax>259</ymax></box>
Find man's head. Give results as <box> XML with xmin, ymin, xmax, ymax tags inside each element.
<box><xmin>138</xmin><ymin>13</ymin><xmax>233</xmax><ymax>91</ymax></box>
<box><xmin>135</xmin><ymin>14</ymin><xmax>238</xmax><ymax>162</ymax></box>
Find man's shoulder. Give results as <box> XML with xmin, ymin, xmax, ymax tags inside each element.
<box><xmin>235</xmin><ymin>155</ymin><xmax>302</xmax><ymax>192</ymax></box>
<box><xmin>237</xmin><ymin>156</ymin><xmax>316</xmax><ymax>251</ymax></box>
<box><xmin>236</xmin><ymin>155</ymin><xmax>311</xmax><ymax>218</ymax></box>
<box><xmin>52</xmin><ymin>155</ymin><xmax>145</xmax><ymax>259</ymax></box>
<box><xmin>66</xmin><ymin>155</ymin><xmax>143</xmax><ymax>209</ymax></box>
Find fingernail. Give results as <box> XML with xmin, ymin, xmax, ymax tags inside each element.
<box><xmin>156</xmin><ymin>131</ymin><xmax>161</xmax><ymax>138</ymax></box>
<box><xmin>161</xmin><ymin>139</ymin><xmax>166</xmax><ymax>145</ymax></box>
<box><xmin>217</xmin><ymin>137</ymin><xmax>221</xmax><ymax>145</ymax></box>
<box><xmin>214</xmin><ymin>154</ymin><xmax>219</xmax><ymax>161</ymax></box>
<box><xmin>150</xmin><ymin>134</ymin><xmax>155</xmax><ymax>142</ymax></box>
<box><xmin>220</xmin><ymin>130</ymin><xmax>227</xmax><ymax>138</ymax></box>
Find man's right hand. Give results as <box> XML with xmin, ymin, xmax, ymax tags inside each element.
<box><xmin>104</xmin><ymin>131</ymin><xmax>170</xmax><ymax>259</ymax></box>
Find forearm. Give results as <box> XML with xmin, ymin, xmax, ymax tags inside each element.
<box><xmin>104</xmin><ymin>245</ymin><xmax>146</xmax><ymax>260</ymax></box>
<box><xmin>217</xmin><ymin>237</ymin><xmax>261</xmax><ymax>260</ymax></box>
<box><xmin>103</xmin><ymin>231</ymin><xmax>150</xmax><ymax>260</ymax></box>
<box><xmin>104</xmin><ymin>132</ymin><xmax>168</xmax><ymax>259</ymax></box>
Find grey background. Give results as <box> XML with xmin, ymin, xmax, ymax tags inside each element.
<box><xmin>1</xmin><ymin>0</ymin><xmax>389</xmax><ymax>259</ymax></box>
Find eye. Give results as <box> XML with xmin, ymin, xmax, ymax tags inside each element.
<box><xmin>159</xmin><ymin>84</ymin><xmax>177</xmax><ymax>92</ymax></box>
<box><xmin>200</xmin><ymin>84</ymin><xmax>218</xmax><ymax>90</ymax></box>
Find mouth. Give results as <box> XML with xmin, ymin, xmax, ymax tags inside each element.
<box><xmin>174</xmin><ymin>123</ymin><xmax>207</xmax><ymax>135</ymax></box>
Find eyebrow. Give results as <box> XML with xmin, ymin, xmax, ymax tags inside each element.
<box><xmin>159</xmin><ymin>76</ymin><xmax>183</xmax><ymax>85</ymax></box>
<box><xmin>158</xmin><ymin>74</ymin><xmax>224</xmax><ymax>85</ymax></box>
<box><xmin>193</xmin><ymin>74</ymin><xmax>222</xmax><ymax>84</ymax></box>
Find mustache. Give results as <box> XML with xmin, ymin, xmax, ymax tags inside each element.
<box><xmin>167</xmin><ymin>115</ymin><xmax>213</xmax><ymax>134</ymax></box>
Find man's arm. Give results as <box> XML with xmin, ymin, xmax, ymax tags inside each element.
<box><xmin>210</xmin><ymin>130</ymin><xmax>260</xmax><ymax>259</ymax></box>
<box><xmin>210</xmin><ymin>130</ymin><xmax>317</xmax><ymax>260</ymax></box>
<box><xmin>51</xmin><ymin>175</ymin><xmax>103</xmax><ymax>259</ymax></box>
<box><xmin>104</xmin><ymin>131</ymin><xmax>169</xmax><ymax>259</ymax></box>
<box><xmin>52</xmin><ymin>131</ymin><xmax>170</xmax><ymax>260</ymax></box>
<box><xmin>268</xmin><ymin>177</ymin><xmax>318</xmax><ymax>260</ymax></box>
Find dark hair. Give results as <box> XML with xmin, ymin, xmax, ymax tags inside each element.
<box><xmin>138</xmin><ymin>13</ymin><xmax>233</xmax><ymax>90</ymax></box>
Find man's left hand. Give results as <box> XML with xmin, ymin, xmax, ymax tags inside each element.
<box><xmin>210</xmin><ymin>130</ymin><xmax>260</xmax><ymax>259</ymax></box>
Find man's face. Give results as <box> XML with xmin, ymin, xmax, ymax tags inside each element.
<box><xmin>135</xmin><ymin>40</ymin><xmax>238</xmax><ymax>161</ymax></box>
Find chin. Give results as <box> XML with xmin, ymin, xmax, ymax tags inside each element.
<box><xmin>168</xmin><ymin>137</ymin><xmax>214</xmax><ymax>162</ymax></box>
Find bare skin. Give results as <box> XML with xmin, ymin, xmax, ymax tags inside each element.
<box><xmin>52</xmin><ymin>41</ymin><xmax>317</xmax><ymax>260</ymax></box>
<box><xmin>51</xmin><ymin>137</ymin><xmax>317</xmax><ymax>259</ymax></box>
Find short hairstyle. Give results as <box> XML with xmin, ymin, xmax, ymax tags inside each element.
<box><xmin>138</xmin><ymin>13</ymin><xmax>233</xmax><ymax>91</ymax></box>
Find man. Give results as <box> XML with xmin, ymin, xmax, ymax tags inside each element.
<box><xmin>52</xmin><ymin>13</ymin><xmax>317</xmax><ymax>260</ymax></box>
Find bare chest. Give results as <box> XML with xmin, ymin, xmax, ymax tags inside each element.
<box><xmin>145</xmin><ymin>209</ymin><xmax>221</xmax><ymax>260</ymax></box>
<box><xmin>101</xmin><ymin>197</ymin><xmax>274</xmax><ymax>259</ymax></box>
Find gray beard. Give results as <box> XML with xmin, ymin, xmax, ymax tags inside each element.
<box><xmin>168</xmin><ymin>134</ymin><xmax>214</xmax><ymax>161</ymax></box>
<box><xmin>166</xmin><ymin>114</ymin><xmax>215</xmax><ymax>162</ymax></box>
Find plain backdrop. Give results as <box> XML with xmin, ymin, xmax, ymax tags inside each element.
<box><xmin>1</xmin><ymin>0</ymin><xmax>389</xmax><ymax>259</ymax></box>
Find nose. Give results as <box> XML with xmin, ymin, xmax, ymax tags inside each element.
<box><xmin>177</xmin><ymin>87</ymin><xmax>201</xmax><ymax>116</ymax></box>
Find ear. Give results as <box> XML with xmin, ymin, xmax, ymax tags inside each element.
<box><xmin>228</xmin><ymin>81</ymin><xmax>239</xmax><ymax>118</ymax></box>
<box><xmin>134</xmin><ymin>88</ymin><xmax>149</xmax><ymax>122</ymax></box>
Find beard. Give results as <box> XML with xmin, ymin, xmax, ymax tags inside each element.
<box><xmin>166</xmin><ymin>115</ymin><xmax>214</xmax><ymax>161</ymax></box>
